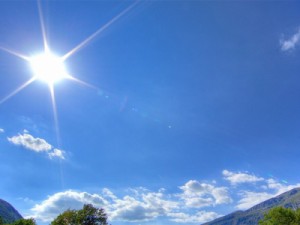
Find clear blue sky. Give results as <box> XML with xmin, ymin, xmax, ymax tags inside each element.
<box><xmin>1</xmin><ymin>1</ymin><xmax>300</xmax><ymax>224</ymax></box>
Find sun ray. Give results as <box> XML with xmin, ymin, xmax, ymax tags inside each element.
<box><xmin>37</xmin><ymin>0</ymin><xmax>49</xmax><ymax>52</ymax></box>
<box><xmin>49</xmin><ymin>84</ymin><xmax>61</xmax><ymax>146</ymax></box>
<box><xmin>0</xmin><ymin>46</ymin><xmax>30</xmax><ymax>61</ymax></box>
<box><xmin>49</xmin><ymin>84</ymin><xmax>65</xmax><ymax>189</ymax></box>
<box><xmin>62</xmin><ymin>1</ymin><xmax>139</xmax><ymax>61</ymax></box>
<box><xmin>0</xmin><ymin>77</ymin><xmax>35</xmax><ymax>105</ymax></box>
<box><xmin>67</xmin><ymin>75</ymin><xmax>99</xmax><ymax>90</ymax></box>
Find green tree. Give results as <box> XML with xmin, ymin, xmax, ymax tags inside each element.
<box><xmin>259</xmin><ymin>206</ymin><xmax>300</xmax><ymax>225</ymax></box>
<box><xmin>0</xmin><ymin>217</ymin><xmax>4</xmax><ymax>225</ymax></box>
<box><xmin>51</xmin><ymin>204</ymin><xmax>108</xmax><ymax>225</ymax></box>
<box><xmin>0</xmin><ymin>218</ymin><xmax>35</xmax><ymax>225</ymax></box>
<box><xmin>10</xmin><ymin>218</ymin><xmax>36</xmax><ymax>225</ymax></box>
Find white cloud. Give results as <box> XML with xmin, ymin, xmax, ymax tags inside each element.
<box><xmin>280</xmin><ymin>28</ymin><xmax>300</xmax><ymax>51</ymax></box>
<box><xmin>0</xmin><ymin>128</ymin><xmax>4</xmax><ymax>133</ymax></box>
<box><xmin>179</xmin><ymin>180</ymin><xmax>232</xmax><ymax>208</ymax></box>
<box><xmin>31</xmin><ymin>190</ymin><xmax>108</xmax><ymax>222</ymax></box>
<box><xmin>169</xmin><ymin>211</ymin><xmax>220</xmax><ymax>223</ymax></box>
<box><xmin>7</xmin><ymin>131</ymin><xmax>66</xmax><ymax>160</ymax></box>
<box><xmin>223</xmin><ymin>170</ymin><xmax>264</xmax><ymax>185</ymax></box>
<box><xmin>48</xmin><ymin>148</ymin><xmax>65</xmax><ymax>160</ymax></box>
<box><xmin>8</xmin><ymin>132</ymin><xmax>52</xmax><ymax>152</ymax></box>
<box><xmin>29</xmin><ymin>172</ymin><xmax>300</xmax><ymax>224</ymax></box>
<box><xmin>235</xmin><ymin>178</ymin><xmax>300</xmax><ymax>210</ymax></box>
<box><xmin>30</xmin><ymin>188</ymin><xmax>179</xmax><ymax>223</ymax></box>
<box><xmin>236</xmin><ymin>191</ymin><xmax>273</xmax><ymax>210</ymax></box>
<box><xmin>266</xmin><ymin>179</ymin><xmax>300</xmax><ymax>195</ymax></box>
<box><xmin>109</xmin><ymin>189</ymin><xmax>178</xmax><ymax>222</ymax></box>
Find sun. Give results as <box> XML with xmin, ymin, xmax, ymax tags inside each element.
<box><xmin>0</xmin><ymin>0</ymin><xmax>137</xmax><ymax>107</ymax></box>
<box><xmin>29</xmin><ymin>52</ymin><xmax>69</xmax><ymax>85</ymax></box>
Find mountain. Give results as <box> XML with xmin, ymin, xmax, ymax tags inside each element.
<box><xmin>202</xmin><ymin>187</ymin><xmax>300</xmax><ymax>225</ymax></box>
<box><xmin>0</xmin><ymin>199</ymin><xmax>23</xmax><ymax>223</ymax></box>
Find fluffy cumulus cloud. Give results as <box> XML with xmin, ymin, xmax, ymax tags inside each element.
<box><xmin>222</xmin><ymin>170</ymin><xmax>264</xmax><ymax>185</ymax></box>
<box><xmin>30</xmin><ymin>187</ymin><xmax>218</xmax><ymax>224</ymax></box>
<box><xmin>280</xmin><ymin>27</ymin><xmax>300</xmax><ymax>51</ymax></box>
<box><xmin>179</xmin><ymin>180</ymin><xmax>232</xmax><ymax>208</ymax></box>
<box><xmin>31</xmin><ymin>190</ymin><xmax>108</xmax><ymax>222</ymax></box>
<box><xmin>8</xmin><ymin>132</ymin><xmax>52</xmax><ymax>152</ymax></box>
<box><xmin>7</xmin><ymin>130</ymin><xmax>65</xmax><ymax>160</ymax></box>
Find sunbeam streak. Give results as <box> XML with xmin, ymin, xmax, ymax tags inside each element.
<box><xmin>0</xmin><ymin>77</ymin><xmax>35</xmax><ymax>105</ymax></box>
<box><xmin>0</xmin><ymin>46</ymin><xmax>30</xmax><ymax>61</ymax></box>
<box><xmin>49</xmin><ymin>85</ymin><xmax>61</xmax><ymax>146</ymax></box>
<box><xmin>37</xmin><ymin>0</ymin><xmax>49</xmax><ymax>52</ymax></box>
<box><xmin>68</xmin><ymin>76</ymin><xmax>99</xmax><ymax>90</ymax></box>
<box><xmin>62</xmin><ymin>1</ymin><xmax>139</xmax><ymax>60</ymax></box>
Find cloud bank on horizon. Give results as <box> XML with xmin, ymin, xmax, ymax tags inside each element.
<box><xmin>26</xmin><ymin>170</ymin><xmax>300</xmax><ymax>224</ymax></box>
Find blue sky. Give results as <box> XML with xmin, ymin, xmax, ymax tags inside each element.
<box><xmin>1</xmin><ymin>1</ymin><xmax>300</xmax><ymax>224</ymax></box>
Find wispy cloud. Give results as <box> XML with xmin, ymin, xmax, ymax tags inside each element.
<box><xmin>223</xmin><ymin>169</ymin><xmax>264</xmax><ymax>185</ymax></box>
<box><xmin>0</xmin><ymin>128</ymin><xmax>4</xmax><ymax>133</ymax></box>
<box><xmin>7</xmin><ymin>130</ymin><xmax>65</xmax><ymax>160</ymax></box>
<box><xmin>235</xmin><ymin>175</ymin><xmax>300</xmax><ymax>210</ymax></box>
<box><xmin>8</xmin><ymin>131</ymin><xmax>52</xmax><ymax>152</ymax></box>
<box><xmin>280</xmin><ymin>28</ymin><xmax>300</xmax><ymax>51</ymax></box>
<box><xmin>236</xmin><ymin>191</ymin><xmax>273</xmax><ymax>210</ymax></box>
<box><xmin>48</xmin><ymin>148</ymin><xmax>65</xmax><ymax>160</ymax></box>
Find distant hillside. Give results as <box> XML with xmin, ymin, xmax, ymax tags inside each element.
<box><xmin>0</xmin><ymin>199</ymin><xmax>22</xmax><ymax>223</ymax></box>
<box><xmin>202</xmin><ymin>187</ymin><xmax>300</xmax><ymax>225</ymax></box>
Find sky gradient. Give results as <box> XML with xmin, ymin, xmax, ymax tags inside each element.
<box><xmin>1</xmin><ymin>1</ymin><xmax>300</xmax><ymax>224</ymax></box>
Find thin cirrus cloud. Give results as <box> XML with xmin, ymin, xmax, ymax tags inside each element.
<box><xmin>280</xmin><ymin>27</ymin><xmax>300</xmax><ymax>51</ymax></box>
<box><xmin>7</xmin><ymin>130</ymin><xmax>65</xmax><ymax>160</ymax></box>
<box><xmin>0</xmin><ymin>128</ymin><xmax>4</xmax><ymax>133</ymax></box>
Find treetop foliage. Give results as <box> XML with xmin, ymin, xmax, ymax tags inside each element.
<box><xmin>0</xmin><ymin>218</ymin><xmax>35</xmax><ymax>225</ymax></box>
<box><xmin>51</xmin><ymin>204</ymin><xmax>108</xmax><ymax>225</ymax></box>
<box><xmin>259</xmin><ymin>206</ymin><xmax>300</xmax><ymax>225</ymax></box>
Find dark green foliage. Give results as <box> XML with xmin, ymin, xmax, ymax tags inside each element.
<box><xmin>0</xmin><ymin>218</ymin><xmax>35</xmax><ymax>225</ymax></box>
<box><xmin>259</xmin><ymin>207</ymin><xmax>300</xmax><ymax>225</ymax></box>
<box><xmin>0</xmin><ymin>217</ymin><xmax>4</xmax><ymax>225</ymax></box>
<box><xmin>10</xmin><ymin>218</ymin><xmax>36</xmax><ymax>225</ymax></box>
<box><xmin>51</xmin><ymin>204</ymin><xmax>108</xmax><ymax>225</ymax></box>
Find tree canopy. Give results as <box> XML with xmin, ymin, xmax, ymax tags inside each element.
<box><xmin>0</xmin><ymin>218</ymin><xmax>35</xmax><ymax>225</ymax></box>
<box><xmin>259</xmin><ymin>206</ymin><xmax>300</xmax><ymax>225</ymax></box>
<box><xmin>51</xmin><ymin>204</ymin><xmax>108</xmax><ymax>225</ymax></box>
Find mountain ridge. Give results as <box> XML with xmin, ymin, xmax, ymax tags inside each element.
<box><xmin>0</xmin><ymin>199</ymin><xmax>23</xmax><ymax>223</ymax></box>
<box><xmin>202</xmin><ymin>187</ymin><xmax>300</xmax><ymax>225</ymax></box>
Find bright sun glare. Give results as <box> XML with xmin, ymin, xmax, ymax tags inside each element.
<box><xmin>29</xmin><ymin>52</ymin><xmax>68</xmax><ymax>84</ymax></box>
